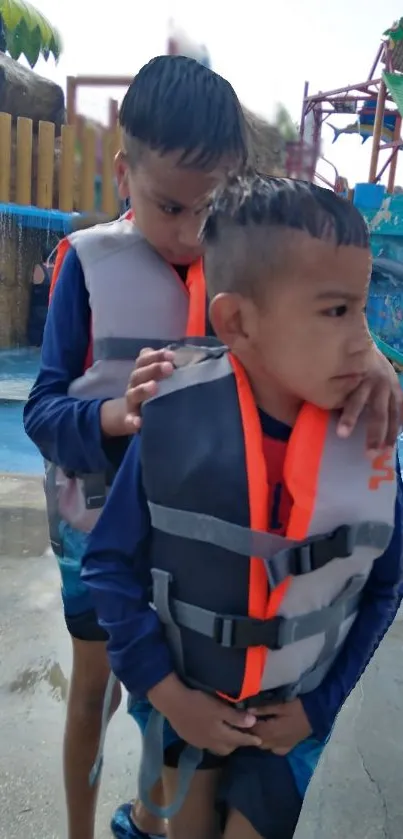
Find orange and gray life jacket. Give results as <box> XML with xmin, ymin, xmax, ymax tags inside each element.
<box><xmin>133</xmin><ymin>343</ymin><xmax>396</xmax><ymax>818</ymax></box>
<box><xmin>45</xmin><ymin>219</ymin><xmax>208</xmax><ymax>554</ymax></box>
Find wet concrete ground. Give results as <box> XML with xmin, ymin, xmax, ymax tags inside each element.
<box><xmin>1</xmin><ymin>474</ymin><xmax>403</xmax><ymax>839</ymax></box>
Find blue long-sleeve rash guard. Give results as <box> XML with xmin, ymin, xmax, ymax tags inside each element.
<box><xmin>24</xmin><ymin>246</ymin><xmax>129</xmax><ymax>474</ymax></box>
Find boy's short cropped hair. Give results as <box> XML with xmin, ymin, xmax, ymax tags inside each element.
<box><xmin>119</xmin><ymin>55</ymin><xmax>248</xmax><ymax>170</ymax></box>
<box><xmin>203</xmin><ymin>174</ymin><xmax>370</xmax><ymax>300</ymax></box>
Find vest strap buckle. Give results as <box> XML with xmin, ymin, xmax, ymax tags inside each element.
<box><xmin>79</xmin><ymin>473</ymin><xmax>108</xmax><ymax>511</ymax></box>
<box><xmin>212</xmin><ymin>614</ymin><xmax>284</xmax><ymax>650</ymax></box>
<box><xmin>291</xmin><ymin>525</ymin><xmax>355</xmax><ymax>576</ymax></box>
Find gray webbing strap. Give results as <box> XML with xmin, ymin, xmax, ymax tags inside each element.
<box><xmin>301</xmin><ymin>575</ymin><xmax>364</xmax><ymax>683</ymax></box>
<box><xmin>154</xmin><ymin>573</ymin><xmax>364</xmax><ymax>651</ymax></box>
<box><xmin>283</xmin><ymin>648</ymin><xmax>341</xmax><ymax>698</ymax></box>
<box><xmin>295</xmin><ymin>640</ymin><xmax>347</xmax><ymax>696</ymax></box>
<box><xmin>138</xmin><ymin>708</ymin><xmax>203</xmax><ymax>819</ymax></box>
<box><xmin>93</xmin><ymin>337</ymin><xmax>168</xmax><ymax>362</ymax></box>
<box><xmin>284</xmin><ymin>575</ymin><xmax>366</xmax><ymax>697</ymax></box>
<box><xmin>238</xmin><ymin>577</ymin><xmax>366</xmax><ymax>703</ymax></box>
<box><xmin>152</xmin><ymin>569</ymin><xmax>185</xmax><ymax>674</ymax></box>
<box><xmin>44</xmin><ymin>462</ymin><xmax>63</xmax><ymax>557</ymax></box>
<box><xmin>266</xmin><ymin>521</ymin><xmax>392</xmax><ymax>587</ymax></box>
<box><xmin>275</xmin><ymin>574</ymin><xmax>363</xmax><ymax>648</ymax></box>
<box><xmin>89</xmin><ymin>672</ymin><xmax>117</xmax><ymax>787</ymax></box>
<box><xmin>148</xmin><ymin>502</ymin><xmax>392</xmax><ymax>586</ymax></box>
<box><xmin>148</xmin><ymin>501</ymin><xmax>290</xmax><ymax>563</ymax></box>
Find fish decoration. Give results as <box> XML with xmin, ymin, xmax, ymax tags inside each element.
<box><xmin>328</xmin><ymin>99</ymin><xmax>397</xmax><ymax>144</ymax></box>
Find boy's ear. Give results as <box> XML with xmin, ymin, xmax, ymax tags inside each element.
<box><xmin>114</xmin><ymin>150</ymin><xmax>130</xmax><ymax>199</ymax></box>
<box><xmin>209</xmin><ymin>293</ymin><xmax>250</xmax><ymax>350</ymax></box>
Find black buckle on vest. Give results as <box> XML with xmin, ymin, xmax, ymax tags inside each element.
<box><xmin>235</xmin><ymin>685</ymin><xmax>295</xmax><ymax>710</ymax></box>
<box><xmin>290</xmin><ymin>525</ymin><xmax>355</xmax><ymax>575</ymax></box>
<box><xmin>81</xmin><ymin>474</ymin><xmax>107</xmax><ymax>511</ymax></box>
<box><xmin>213</xmin><ymin>615</ymin><xmax>284</xmax><ymax>650</ymax></box>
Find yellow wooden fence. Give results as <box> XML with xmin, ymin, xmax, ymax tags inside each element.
<box><xmin>0</xmin><ymin>111</ymin><xmax>120</xmax><ymax>215</ymax></box>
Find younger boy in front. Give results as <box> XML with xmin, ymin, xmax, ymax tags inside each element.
<box><xmin>82</xmin><ymin>177</ymin><xmax>403</xmax><ymax>839</ymax></box>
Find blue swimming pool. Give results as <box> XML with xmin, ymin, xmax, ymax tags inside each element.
<box><xmin>0</xmin><ymin>349</ymin><xmax>42</xmax><ymax>475</ymax></box>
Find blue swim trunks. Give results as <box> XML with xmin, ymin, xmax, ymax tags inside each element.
<box><xmin>55</xmin><ymin>522</ymin><xmax>107</xmax><ymax>641</ymax></box>
<box><xmin>128</xmin><ymin>695</ymin><xmax>324</xmax><ymax>838</ymax></box>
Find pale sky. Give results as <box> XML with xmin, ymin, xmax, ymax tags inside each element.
<box><xmin>29</xmin><ymin>0</ymin><xmax>403</xmax><ymax>187</ymax></box>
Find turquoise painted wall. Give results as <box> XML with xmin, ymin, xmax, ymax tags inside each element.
<box><xmin>355</xmin><ymin>191</ymin><xmax>403</xmax><ymax>355</ymax></box>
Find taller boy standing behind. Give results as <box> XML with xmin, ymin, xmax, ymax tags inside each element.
<box><xmin>23</xmin><ymin>56</ymin><xmax>248</xmax><ymax>839</ymax></box>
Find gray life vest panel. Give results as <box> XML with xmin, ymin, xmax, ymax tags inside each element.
<box><xmin>45</xmin><ymin>220</ymin><xmax>207</xmax><ymax>553</ymax></box>
<box><xmin>140</xmin><ymin>345</ymin><xmax>396</xmax><ymax>705</ymax></box>
<box><xmin>95</xmin><ymin>344</ymin><xmax>397</xmax><ymax>819</ymax></box>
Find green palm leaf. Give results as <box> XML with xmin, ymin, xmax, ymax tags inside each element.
<box><xmin>0</xmin><ymin>0</ymin><xmax>62</xmax><ymax>65</ymax></box>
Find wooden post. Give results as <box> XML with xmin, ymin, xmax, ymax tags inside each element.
<box><xmin>0</xmin><ymin>111</ymin><xmax>12</xmax><ymax>203</ymax></box>
<box><xmin>112</xmin><ymin>124</ymin><xmax>121</xmax><ymax>156</ymax></box>
<box><xmin>59</xmin><ymin>124</ymin><xmax>75</xmax><ymax>212</ymax></box>
<box><xmin>108</xmin><ymin>98</ymin><xmax>119</xmax><ymax>129</ymax></box>
<box><xmin>387</xmin><ymin>114</ymin><xmax>402</xmax><ymax>194</ymax></box>
<box><xmin>368</xmin><ymin>80</ymin><xmax>387</xmax><ymax>183</ymax></box>
<box><xmin>66</xmin><ymin>76</ymin><xmax>77</xmax><ymax>125</ymax></box>
<box><xmin>16</xmin><ymin>117</ymin><xmax>33</xmax><ymax>205</ymax></box>
<box><xmin>80</xmin><ymin>125</ymin><xmax>96</xmax><ymax>211</ymax></box>
<box><xmin>36</xmin><ymin>120</ymin><xmax>55</xmax><ymax>208</ymax></box>
<box><xmin>101</xmin><ymin>129</ymin><xmax>118</xmax><ymax>215</ymax></box>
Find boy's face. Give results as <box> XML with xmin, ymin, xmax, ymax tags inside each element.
<box><xmin>213</xmin><ymin>232</ymin><xmax>373</xmax><ymax>420</ymax></box>
<box><xmin>116</xmin><ymin>148</ymin><xmax>230</xmax><ymax>265</ymax></box>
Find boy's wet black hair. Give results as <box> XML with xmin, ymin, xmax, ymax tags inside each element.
<box><xmin>119</xmin><ymin>55</ymin><xmax>247</xmax><ymax>170</ymax></box>
<box><xmin>204</xmin><ymin>174</ymin><xmax>370</xmax><ymax>298</ymax></box>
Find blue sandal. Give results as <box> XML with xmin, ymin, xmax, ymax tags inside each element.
<box><xmin>111</xmin><ymin>802</ymin><xmax>165</xmax><ymax>839</ymax></box>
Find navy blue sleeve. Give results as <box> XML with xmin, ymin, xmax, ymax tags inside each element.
<box><xmin>23</xmin><ymin>246</ymin><xmax>124</xmax><ymax>474</ymax></box>
<box><xmin>302</xmin><ymin>466</ymin><xmax>403</xmax><ymax>741</ymax></box>
<box><xmin>81</xmin><ymin>436</ymin><xmax>174</xmax><ymax>698</ymax></box>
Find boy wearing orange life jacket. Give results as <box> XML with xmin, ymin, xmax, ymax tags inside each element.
<box><xmin>24</xmin><ymin>56</ymin><xmax>248</xmax><ymax>839</ymax></box>
<box><xmin>82</xmin><ymin>177</ymin><xmax>403</xmax><ymax>839</ymax></box>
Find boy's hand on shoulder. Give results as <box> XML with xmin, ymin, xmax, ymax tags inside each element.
<box><xmin>122</xmin><ymin>342</ymin><xmax>402</xmax><ymax>448</ymax></box>
<box><xmin>148</xmin><ymin>674</ymin><xmax>262</xmax><ymax>756</ymax></box>
<box><xmin>100</xmin><ymin>348</ymin><xmax>175</xmax><ymax>437</ymax></box>
<box><xmin>337</xmin><ymin>344</ymin><xmax>401</xmax><ymax>452</ymax></box>
<box><xmin>125</xmin><ymin>348</ymin><xmax>175</xmax><ymax>432</ymax></box>
<box><xmin>250</xmin><ymin>699</ymin><xmax>312</xmax><ymax>755</ymax></box>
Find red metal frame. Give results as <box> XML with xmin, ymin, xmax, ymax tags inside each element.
<box><xmin>291</xmin><ymin>31</ymin><xmax>403</xmax><ymax>191</ymax></box>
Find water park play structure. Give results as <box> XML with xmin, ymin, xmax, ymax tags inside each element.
<box><xmin>290</xmin><ymin>19</ymin><xmax>403</xmax><ymax>191</ymax></box>
<box><xmin>287</xmin><ymin>17</ymin><xmax>403</xmax><ymax>373</ymax></box>
<box><xmin>1</xmin><ymin>18</ymin><xmax>403</xmax><ymax>352</ymax></box>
